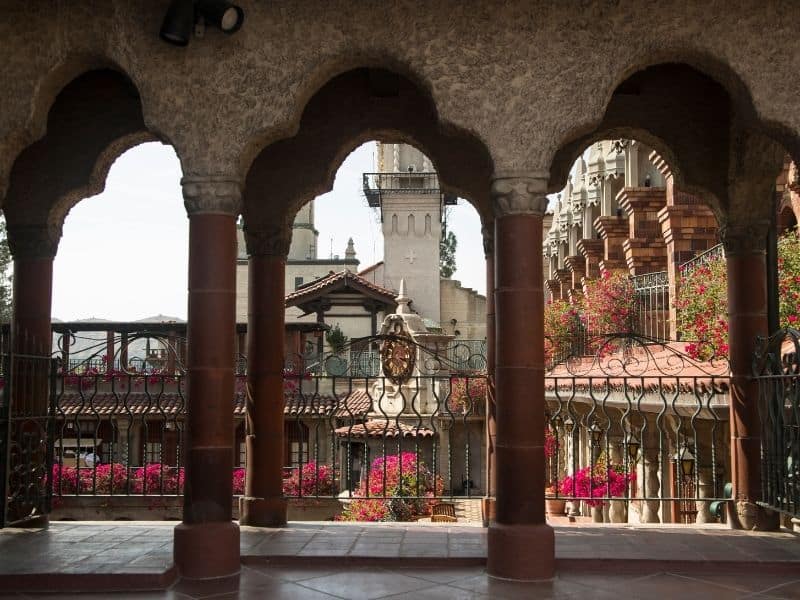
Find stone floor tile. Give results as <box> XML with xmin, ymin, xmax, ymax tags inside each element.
<box><xmin>297</xmin><ymin>569</ymin><xmax>435</xmax><ymax>600</ymax></box>
<box><xmin>381</xmin><ymin>583</ymin><xmax>491</xmax><ymax>599</ymax></box>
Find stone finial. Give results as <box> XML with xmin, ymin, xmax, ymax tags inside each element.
<box><xmin>182</xmin><ymin>175</ymin><xmax>242</xmax><ymax>216</ymax></box>
<box><xmin>720</xmin><ymin>220</ymin><xmax>770</xmax><ymax>256</ymax></box>
<box><xmin>491</xmin><ymin>172</ymin><xmax>549</xmax><ymax>217</ymax></box>
<box><xmin>243</xmin><ymin>221</ymin><xmax>292</xmax><ymax>257</ymax></box>
<box><xmin>396</xmin><ymin>279</ymin><xmax>411</xmax><ymax>314</ymax></box>
<box><xmin>345</xmin><ymin>237</ymin><xmax>356</xmax><ymax>260</ymax></box>
<box><xmin>6</xmin><ymin>223</ymin><xmax>61</xmax><ymax>259</ymax></box>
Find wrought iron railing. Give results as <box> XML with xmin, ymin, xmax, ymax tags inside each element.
<box><xmin>679</xmin><ymin>243</ymin><xmax>724</xmax><ymax>274</ymax></box>
<box><xmin>631</xmin><ymin>270</ymin><xmax>669</xmax><ymax>342</ymax></box>
<box><xmin>545</xmin><ymin>333</ymin><xmax>732</xmax><ymax>524</ymax></box>
<box><xmin>753</xmin><ymin>328</ymin><xmax>800</xmax><ymax>518</ymax></box>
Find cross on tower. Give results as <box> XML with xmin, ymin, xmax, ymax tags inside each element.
<box><xmin>404</xmin><ymin>249</ymin><xmax>417</xmax><ymax>264</ymax></box>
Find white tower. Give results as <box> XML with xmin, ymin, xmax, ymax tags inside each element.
<box><xmin>366</xmin><ymin>143</ymin><xmax>453</xmax><ymax>325</ymax></box>
<box><xmin>288</xmin><ymin>200</ymin><xmax>318</xmax><ymax>260</ymax></box>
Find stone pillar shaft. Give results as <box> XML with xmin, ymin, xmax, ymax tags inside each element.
<box><xmin>240</xmin><ymin>224</ymin><xmax>291</xmax><ymax>526</ymax></box>
<box><xmin>487</xmin><ymin>174</ymin><xmax>554</xmax><ymax>581</ymax></box>
<box><xmin>174</xmin><ymin>176</ymin><xmax>240</xmax><ymax>580</ymax></box>
<box><xmin>722</xmin><ymin>220</ymin><xmax>780</xmax><ymax>530</ymax></box>
<box><xmin>483</xmin><ymin>229</ymin><xmax>497</xmax><ymax>524</ymax></box>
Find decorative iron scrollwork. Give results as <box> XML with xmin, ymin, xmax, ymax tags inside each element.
<box><xmin>380</xmin><ymin>321</ymin><xmax>416</xmax><ymax>384</ymax></box>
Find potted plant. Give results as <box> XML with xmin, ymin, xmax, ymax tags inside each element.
<box><xmin>545</xmin><ymin>484</ymin><xmax>566</xmax><ymax>516</ymax></box>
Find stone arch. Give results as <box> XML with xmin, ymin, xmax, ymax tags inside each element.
<box><xmin>241</xmin><ymin>68</ymin><xmax>494</xmax><ymax>230</ymax></box>
<box><xmin>3</xmin><ymin>68</ymin><xmax>173</xmax><ymax>242</ymax></box>
<box><xmin>1</xmin><ymin>53</ymin><xmax>168</xmax><ymax>201</ymax></box>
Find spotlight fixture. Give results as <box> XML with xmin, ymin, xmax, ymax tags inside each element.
<box><xmin>160</xmin><ymin>0</ymin><xmax>245</xmax><ymax>46</ymax></box>
<box><xmin>197</xmin><ymin>0</ymin><xmax>245</xmax><ymax>34</ymax></box>
<box><xmin>160</xmin><ymin>0</ymin><xmax>194</xmax><ymax>46</ymax></box>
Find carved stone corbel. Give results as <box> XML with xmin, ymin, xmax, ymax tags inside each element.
<box><xmin>243</xmin><ymin>222</ymin><xmax>292</xmax><ymax>258</ymax></box>
<box><xmin>491</xmin><ymin>173</ymin><xmax>549</xmax><ymax>218</ymax></box>
<box><xmin>6</xmin><ymin>223</ymin><xmax>61</xmax><ymax>260</ymax></box>
<box><xmin>182</xmin><ymin>175</ymin><xmax>242</xmax><ymax>216</ymax></box>
<box><xmin>719</xmin><ymin>220</ymin><xmax>770</xmax><ymax>257</ymax></box>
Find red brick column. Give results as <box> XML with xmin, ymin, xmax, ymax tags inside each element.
<box><xmin>722</xmin><ymin>221</ymin><xmax>777</xmax><ymax>530</ymax></box>
<box><xmin>659</xmin><ymin>203</ymin><xmax>718</xmax><ymax>339</ymax></box>
<box><xmin>488</xmin><ymin>174</ymin><xmax>554</xmax><ymax>581</ymax></box>
<box><xmin>564</xmin><ymin>255</ymin><xmax>583</xmax><ymax>300</ymax></box>
<box><xmin>7</xmin><ymin>225</ymin><xmax>57</xmax><ymax>363</ymax></box>
<box><xmin>483</xmin><ymin>226</ymin><xmax>497</xmax><ymax>525</ymax></box>
<box><xmin>617</xmin><ymin>188</ymin><xmax>668</xmax><ymax>275</ymax></box>
<box><xmin>174</xmin><ymin>176</ymin><xmax>240</xmax><ymax>580</ymax></box>
<box><xmin>594</xmin><ymin>215</ymin><xmax>628</xmax><ymax>273</ymax></box>
<box><xmin>6</xmin><ymin>224</ymin><xmax>57</xmax><ymax>527</ymax></box>
<box><xmin>577</xmin><ymin>238</ymin><xmax>604</xmax><ymax>284</ymax></box>
<box><xmin>555</xmin><ymin>268</ymin><xmax>571</xmax><ymax>301</ymax></box>
<box><xmin>239</xmin><ymin>223</ymin><xmax>290</xmax><ymax>526</ymax></box>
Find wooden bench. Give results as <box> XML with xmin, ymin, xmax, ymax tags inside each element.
<box><xmin>431</xmin><ymin>502</ymin><xmax>457</xmax><ymax>523</ymax></box>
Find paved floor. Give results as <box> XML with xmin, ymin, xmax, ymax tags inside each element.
<box><xmin>0</xmin><ymin>521</ymin><xmax>799</xmax><ymax>598</ymax></box>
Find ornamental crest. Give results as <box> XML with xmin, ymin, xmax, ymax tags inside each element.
<box><xmin>380</xmin><ymin>317</ymin><xmax>416</xmax><ymax>385</ymax></box>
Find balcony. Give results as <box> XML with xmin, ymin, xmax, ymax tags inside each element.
<box><xmin>362</xmin><ymin>172</ymin><xmax>457</xmax><ymax>207</ymax></box>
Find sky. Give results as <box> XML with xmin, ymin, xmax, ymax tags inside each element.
<box><xmin>50</xmin><ymin>141</ymin><xmax>487</xmax><ymax>322</ymax></box>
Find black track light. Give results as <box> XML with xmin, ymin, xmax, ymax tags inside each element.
<box><xmin>159</xmin><ymin>0</ymin><xmax>194</xmax><ymax>46</ymax></box>
<box><xmin>160</xmin><ymin>0</ymin><xmax>245</xmax><ymax>46</ymax></box>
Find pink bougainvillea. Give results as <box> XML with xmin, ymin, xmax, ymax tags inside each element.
<box><xmin>338</xmin><ymin>452</ymin><xmax>442</xmax><ymax>522</ymax></box>
<box><xmin>559</xmin><ymin>465</ymin><xmax>635</xmax><ymax>507</ymax></box>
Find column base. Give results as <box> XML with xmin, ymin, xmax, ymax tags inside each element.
<box><xmin>488</xmin><ymin>522</ymin><xmax>555</xmax><ymax>581</ymax></box>
<box><xmin>481</xmin><ymin>497</ymin><xmax>496</xmax><ymax>527</ymax></box>
<box><xmin>174</xmin><ymin>521</ymin><xmax>240</xmax><ymax>579</ymax></box>
<box><xmin>239</xmin><ymin>496</ymin><xmax>288</xmax><ymax>527</ymax></box>
<box><xmin>734</xmin><ymin>501</ymin><xmax>780</xmax><ymax>531</ymax></box>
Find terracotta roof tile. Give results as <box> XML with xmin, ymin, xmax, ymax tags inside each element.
<box><xmin>334</xmin><ymin>419</ymin><xmax>435</xmax><ymax>439</ymax></box>
<box><xmin>285</xmin><ymin>269</ymin><xmax>397</xmax><ymax>306</ymax></box>
<box><xmin>57</xmin><ymin>390</ymin><xmax>372</xmax><ymax>418</ymax></box>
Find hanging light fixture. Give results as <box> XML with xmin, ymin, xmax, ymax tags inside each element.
<box><xmin>624</xmin><ymin>431</ymin><xmax>640</xmax><ymax>463</ymax></box>
<box><xmin>160</xmin><ymin>0</ymin><xmax>245</xmax><ymax>46</ymax></box>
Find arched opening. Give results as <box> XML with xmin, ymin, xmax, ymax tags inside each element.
<box><xmin>0</xmin><ymin>69</ymin><xmax>190</xmax><ymax>528</ymax></box>
<box><xmin>238</xmin><ymin>67</ymin><xmax>493</xmax><ymax>527</ymax></box>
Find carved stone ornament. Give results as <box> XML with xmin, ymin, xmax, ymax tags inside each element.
<box><xmin>491</xmin><ymin>173</ymin><xmax>549</xmax><ymax>218</ymax></box>
<box><xmin>720</xmin><ymin>220</ymin><xmax>770</xmax><ymax>257</ymax></box>
<box><xmin>481</xmin><ymin>225</ymin><xmax>494</xmax><ymax>257</ymax></box>
<box><xmin>182</xmin><ymin>176</ymin><xmax>242</xmax><ymax>216</ymax></box>
<box><xmin>244</xmin><ymin>222</ymin><xmax>292</xmax><ymax>257</ymax></box>
<box><xmin>6</xmin><ymin>224</ymin><xmax>61</xmax><ymax>259</ymax></box>
<box><xmin>380</xmin><ymin>317</ymin><xmax>417</xmax><ymax>385</ymax></box>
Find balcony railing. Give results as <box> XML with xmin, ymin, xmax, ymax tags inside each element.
<box><xmin>362</xmin><ymin>172</ymin><xmax>457</xmax><ymax>207</ymax></box>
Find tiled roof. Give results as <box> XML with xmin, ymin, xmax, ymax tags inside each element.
<box><xmin>285</xmin><ymin>270</ymin><xmax>397</xmax><ymax>307</ymax></box>
<box><xmin>57</xmin><ymin>390</ymin><xmax>372</xmax><ymax>418</ymax></box>
<box><xmin>334</xmin><ymin>419</ymin><xmax>435</xmax><ymax>439</ymax></box>
<box><xmin>545</xmin><ymin>343</ymin><xmax>730</xmax><ymax>397</ymax></box>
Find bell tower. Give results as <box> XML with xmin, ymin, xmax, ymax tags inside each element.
<box><xmin>365</xmin><ymin>143</ymin><xmax>455</xmax><ymax>325</ymax></box>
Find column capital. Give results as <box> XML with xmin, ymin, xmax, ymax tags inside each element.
<box><xmin>720</xmin><ymin>220</ymin><xmax>770</xmax><ymax>257</ymax></box>
<box><xmin>491</xmin><ymin>172</ymin><xmax>549</xmax><ymax>218</ymax></box>
<box><xmin>244</xmin><ymin>222</ymin><xmax>292</xmax><ymax>258</ymax></box>
<box><xmin>6</xmin><ymin>223</ymin><xmax>60</xmax><ymax>260</ymax></box>
<box><xmin>182</xmin><ymin>175</ymin><xmax>242</xmax><ymax>216</ymax></box>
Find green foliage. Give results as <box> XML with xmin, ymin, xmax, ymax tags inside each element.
<box><xmin>544</xmin><ymin>299</ymin><xmax>583</xmax><ymax>362</ymax></box>
<box><xmin>440</xmin><ymin>229</ymin><xmax>457</xmax><ymax>278</ymax></box>
<box><xmin>583</xmin><ymin>270</ymin><xmax>638</xmax><ymax>334</ymax></box>
<box><xmin>676</xmin><ymin>230</ymin><xmax>800</xmax><ymax>361</ymax></box>
<box><xmin>675</xmin><ymin>257</ymin><xmax>728</xmax><ymax>360</ymax></box>
<box><xmin>325</xmin><ymin>323</ymin><xmax>348</xmax><ymax>354</ymax></box>
<box><xmin>778</xmin><ymin>230</ymin><xmax>800</xmax><ymax>327</ymax></box>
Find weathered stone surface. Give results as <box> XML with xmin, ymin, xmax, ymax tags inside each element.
<box><xmin>2</xmin><ymin>1</ymin><xmax>798</xmax><ymax>224</ymax></box>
